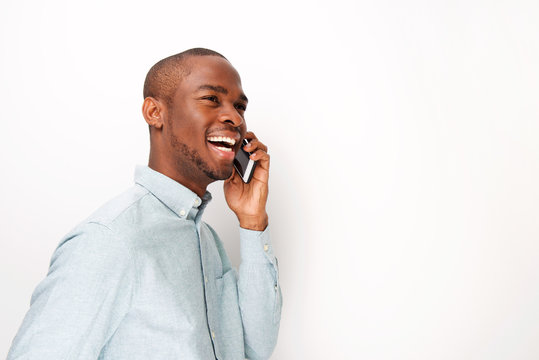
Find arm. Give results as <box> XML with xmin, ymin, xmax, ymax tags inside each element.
<box><xmin>208</xmin><ymin>224</ymin><xmax>281</xmax><ymax>360</ymax></box>
<box><xmin>7</xmin><ymin>223</ymin><xmax>135</xmax><ymax>359</ymax></box>
<box><xmin>223</xmin><ymin>132</ymin><xmax>282</xmax><ymax>359</ymax></box>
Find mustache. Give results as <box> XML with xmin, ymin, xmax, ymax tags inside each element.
<box><xmin>207</xmin><ymin>126</ymin><xmax>242</xmax><ymax>136</ymax></box>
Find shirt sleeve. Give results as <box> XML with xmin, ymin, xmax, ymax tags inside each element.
<box><xmin>237</xmin><ymin>226</ymin><xmax>282</xmax><ymax>360</ymax></box>
<box><xmin>7</xmin><ymin>222</ymin><xmax>136</xmax><ymax>360</ymax></box>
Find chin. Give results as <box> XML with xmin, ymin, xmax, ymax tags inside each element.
<box><xmin>205</xmin><ymin>164</ymin><xmax>234</xmax><ymax>181</ymax></box>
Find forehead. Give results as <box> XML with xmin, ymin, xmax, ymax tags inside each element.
<box><xmin>179</xmin><ymin>56</ymin><xmax>243</xmax><ymax>93</ymax></box>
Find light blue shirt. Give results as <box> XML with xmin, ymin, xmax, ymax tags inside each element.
<box><xmin>8</xmin><ymin>166</ymin><xmax>282</xmax><ymax>359</ymax></box>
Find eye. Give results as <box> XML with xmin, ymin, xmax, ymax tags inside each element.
<box><xmin>203</xmin><ymin>95</ymin><xmax>219</xmax><ymax>103</ymax></box>
<box><xmin>235</xmin><ymin>103</ymin><xmax>247</xmax><ymax>111</ymax></box>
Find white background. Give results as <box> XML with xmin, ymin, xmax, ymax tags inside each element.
<box><xmin>1</xmin><ymin>0</ymin><xmax>538</xmax><ymax>359</ymax></box>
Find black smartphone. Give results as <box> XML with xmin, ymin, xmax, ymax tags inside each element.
<box><xmin>234</xmin><ymin>139</ymin><xmax>257</xmax><ymax>183</ymax></box>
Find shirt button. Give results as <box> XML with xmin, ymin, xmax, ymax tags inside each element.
<box><xmin>211</xmin><ymin>330</ymin><xmax>216</xmax><ymax>339</ymax></box>
<box><xmin>179</xmin><ymin>209</ymin><xmax>186</xmax><ymax>217</ymax></box>
<box><xmin>263</xmin><ymin>244</ymin><xmax>269</xmax><ymax>252</ymax></box>
<box><xmin>274</xmin><ymin>284</ymin><xmax>278</xmax><ymax>291</ymax></box>
<box><xmin>204</xmin><ymin>276</ymin><xmax>208</xmax><ymax>284</ymax></box>
<box><xmin>194</xmin><ymin>198</ymin><xmax>201</xmax><ymax>206</ymax></box>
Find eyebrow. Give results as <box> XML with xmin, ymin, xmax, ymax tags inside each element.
<box><xmin>197</xmin><ymin>84</ymin><xmax>248</xmax><ymax>103</ymax></box>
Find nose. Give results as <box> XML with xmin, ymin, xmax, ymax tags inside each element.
<box><xmin>218</xmin><ymin>105</ymin><xmax>244</xmax><ymax>128</ymax></box>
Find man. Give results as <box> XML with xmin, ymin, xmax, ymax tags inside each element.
<box><xmin>8</xmin><ymin>48</ymin><xmax>282</xmax><ymax>359</ymax></box>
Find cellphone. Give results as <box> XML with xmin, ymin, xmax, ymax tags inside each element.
<box><xmin>234</xmin><ymin>139</ymin><xmax>257</xmax><ymax>183</ymax></box>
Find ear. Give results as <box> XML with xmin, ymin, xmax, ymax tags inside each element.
<box><xmin>142</xmin><ymin>97</ymin><xmax>166</xmax><ymax>129</ymax></box>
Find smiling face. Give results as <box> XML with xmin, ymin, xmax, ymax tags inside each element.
<box><xmin>159</xmin><ymin>55</ymin><xmax>248</xmax><ymax>191</ymax></box>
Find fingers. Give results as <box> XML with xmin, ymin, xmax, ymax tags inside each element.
<box><xmin>251</xmin><ymin>150</ymin><xmax>270</xmax><ymax>168</ymax></box>
<box><xmin>243</xmin><ymin>131</ymin><xmax>268</xmax><ymax>153</ymax></box>
<box><xmin>243</xmin><ymin>132</ymin><xmax>269</xmax><ymax>168</ymax></box>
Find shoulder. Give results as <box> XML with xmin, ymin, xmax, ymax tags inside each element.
<box><xmin>53</xmin><ymin>185</ymin><xmax>152</xmax><ymax>264</ymax></box>
<box><xmin>201</xmin><ymin>222</ymin><xmax>233</xmax><ymax>259</ymax></box>
<box><xmin>201</xmin><ymin>222</ymin><xmax>226</xmax><ymax>246</ymax></box>
<box><xmin>83</xmin><ymin>184</ymin><xmax>151</xmax><ymax>229</ymax></box>
<box><xmin>52</xmin><ymin>222</ymin><xmax>133</xmax><ymax>272</ymax></box>
<box><xmin>202</xmin><ymin>221</ymin><xmax>218</xmax><ymax>237</ymax></box>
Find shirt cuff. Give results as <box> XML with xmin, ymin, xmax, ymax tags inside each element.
<box><xmin>239</xmin><ymin>226</ymin><xmax>276</xmax><ymax>265</ymax></box>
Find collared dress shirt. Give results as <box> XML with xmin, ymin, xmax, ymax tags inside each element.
<box><xmin>8</xmin><ymin>166</ymin><xmax>282</xmax><ymax>360</ymax></box>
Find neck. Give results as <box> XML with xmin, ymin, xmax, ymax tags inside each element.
<box><xmin>148</xmin><ymin>152</ymin><xmax>210</xmax><ymax>198</ymax></box>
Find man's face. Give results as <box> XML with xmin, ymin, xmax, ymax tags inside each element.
<box><xmin>164</xmin><ymin>56</ymin><xmax>248</xmax><ymax>183</ymax></box>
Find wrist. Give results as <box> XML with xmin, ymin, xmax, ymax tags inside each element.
<box><xmin>238</xmin><ymin>213</ymin><xmax>268</xmax><ymax>231</ymax></box>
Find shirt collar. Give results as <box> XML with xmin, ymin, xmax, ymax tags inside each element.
<box><xmin>134</xmin><ymin>165</ymin><xmax>212</xmax><ymax>220</ymax></box>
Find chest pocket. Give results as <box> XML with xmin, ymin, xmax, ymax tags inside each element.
<box><xmin>215</xmin><ymin>268</ymin><xmax>236</xmax><ymax>295</ymax></box>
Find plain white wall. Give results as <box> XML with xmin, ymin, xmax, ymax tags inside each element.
<box><xmin>1</xmin><ymin>0</ymin><xmax>539</xmax><ymax>358</ymax></box>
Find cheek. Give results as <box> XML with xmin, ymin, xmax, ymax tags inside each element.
<box><xmin>239</xmin><ymin>123</ymin><xmax>247</xmax><ymax>135</ymax></box>
<box><xmin>169</xmin><ymin>115</ymin><xmax>206</xmax><ymax>137</ymax></box>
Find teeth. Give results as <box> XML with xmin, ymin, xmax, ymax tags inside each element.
<box><xmin>207</xmin><ymin>136</ymin><xmax>236</xmax><ymax>145</ymax></box>
<box><xmin>215</xmin><ymin>146</ymin><xmax>233</xmax><ymax>152</ymax></box>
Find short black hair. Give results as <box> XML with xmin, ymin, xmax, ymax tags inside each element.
<box><xmin>143</xmin><ymin>48</ymin><xmax>227</xmax><ymax>106</ymax></box>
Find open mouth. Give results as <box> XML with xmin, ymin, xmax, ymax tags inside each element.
<box><xmin>207</xmin><ymin>136</ymin><xmax>236</xmax><ymax>153</ymax></box>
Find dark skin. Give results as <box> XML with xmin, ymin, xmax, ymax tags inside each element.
<box><xmin>142</xmin><ymin>56</ymin><xmax>269</xmax><ymax>231</ymax></box>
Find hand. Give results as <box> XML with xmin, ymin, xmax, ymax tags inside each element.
<box><xmin>224</xmin><ymin>131</ymin><xmax>269</xmax><ymax>231</ymax></box>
